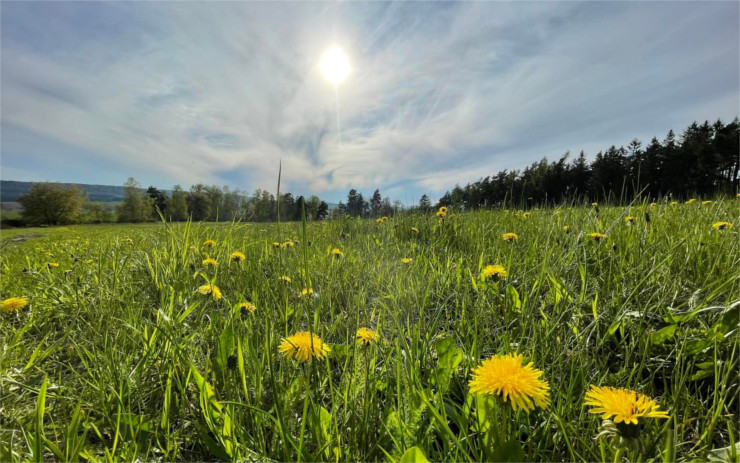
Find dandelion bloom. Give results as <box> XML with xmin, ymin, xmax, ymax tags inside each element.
<box><xmin>278</xmin><ymin>331</ymin><xmax>330</xmax><ymax>362</ymax></box>
<box><xmin>376</xmin><ymin>218</ymin><xmax>384</xmax><ymax>224</ymax></box>
<box><xmin>588</xmin><ymin>233</ymin><xmax>606</xmax><ymax>241</ymax></box>
<box><xmin>237</xmin><ymin>302</ymin><xmax>256</xmax><ymax>315</ymax></box>
<box><xmin>436</xmin><ymin>210</ymin><xmax>447</xmax><ymax>218</ymax></box>
<box><xmin>85</xmin><ymin>259</ymin><xmax>94</xmax><ymax>264</ymax></box>
<box><xmin>331</xmin><ymin>248</ymin><xmax>344</xmax><ymax>258</ymax></box>
<box><xmin>356</xmin><ymin>327</ymin><xmax>380</xmax><ymax>346</ymax></box>
<box><xmin>282</xmin><ymin>240</ymin><xmax>295</xmax><ymax>248</ymax></box>
<box><xmin>279</xmin><ymin>276</ymin><xmax>291</xmax><ymax>283</ymax></box>
<box><xmin>503</xmin><ymin>233</ymin><xmax>519</xmax><ymax>242</ymax></box>
<box><xmin>203</xmin><ymin>239</ymin><xmax>216</xmax><ymax>247</ymax></box>
<box><xmin>584</xmin><ymin>385</ymin><xmax>669</xmax><ymax>425</ymax></box>
<box><xmin>202</xmin><ymin>258</ymin><xmax>218</xmax><ymax>267</ymax></box>
<box><xmin>123</xmin><ymin>238</ymin><xmax>133</xmax><ymax>244</ymax></box>
<box><xmin>272</xmin><ymin>242</ymin><xmax>281</xmax><ymax>249</ymax></box>
<box><xmin>670</xmin><ymin>201</ymin><xmax>677</xmax><ymax>206</ymax></box>
<box><xmin>702</xmin><ymin>200</ymin><xmax>712</xmax><ymax>205</ymax></box>
<box><xmin>563</xmin><ymin>225</ymin><xmax>570</xmax><ymax>233</ymax></box>
<box><xmin>411</xmin><ymin>227</ymin><xmax>419</xmax><ymax>233</ymax></box>
<box><xmin>301</xmin><ymin>288</ymin><xmax>315</xmax><ymax>298</ymax></box>
<box><xmin>685</xmin><ymin>198</ymin><xmax>696</xmax><ymax>204</ymax></box>
<box><xmin>469</xmin><ymin>353</ymin><xmax>550</xmax><ymax>413</ymax></box>
<box><xmin>438</xmin><ymin>206</ymin><xmax>448</xmax><ymax>214</ymax></box>
<box><xmin>231</xmin><ymin>251</ymin><xmax>245</xmax><ymax>262</ymax></box>
<box><xmin>592</xmin><ymin>202</ymin><xmax>599</xmax><ymax>209</ymax></box>
<box><xmin>481</xmin><ymin>264</ymin><xmax>508</xmax><ymax>280</ymax></box>
<box><xmin>401</xmin><ymin>258</ymin><xmax>413</xmax><ymax>264</ymax></box>
<box><xmin>46</xmin><ymin>262</ymin><xmax>59</xmax><ymax>269</ymax></box>
<box><xmin>625</xmin><ymin>216</ymin><xmax>636</xmax><ymax>224</ymax></box>
<box><xmin>198</xmin><ymin>284</ymin><xmax>222</xmax><ymax>300</ymax></box>
<box><xmin>712</xmin><ymin>221</ymin><xmax>732</xmax><ymax>230</ymax></box>
<box><xmin>1</xmin><ymin>297</ymin><xmax>28</xmax><ymax>314</ymax></box>
<box><xmin>522</xmin><ymin>212</ymin><xmax>531</xmax><ymax>218</ymax></box>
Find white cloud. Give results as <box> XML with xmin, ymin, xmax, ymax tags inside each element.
<box><xmin>1</xmin><ymin>1</ymin><xmax>737</xmax><ymax>200</ymax></box>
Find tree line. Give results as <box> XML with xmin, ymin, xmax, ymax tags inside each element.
<box><xmin>14</xmin><ymin>178</ymin><xmax>330</xmax><ymax>226</ymax></box>
<box><xmin>435</xmin><ymin>118</ymin><xmax>739</xmax><ymax>210</ymax></box>
<box><xmin>332</xmin><ymin>188</ymin><xmax>404</xmax><ymax>219</ymax></box>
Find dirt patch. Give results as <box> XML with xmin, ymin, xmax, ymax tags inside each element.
<box><xmin>3</xmin><ymin>233</ymin><xmax>43</xmax><ymax>243</ymax></box>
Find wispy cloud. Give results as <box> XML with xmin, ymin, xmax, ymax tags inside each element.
<box><xmin>2</xmin><ymin>1</ymin><xmax>737</xmax><ymax>202</ymax></box>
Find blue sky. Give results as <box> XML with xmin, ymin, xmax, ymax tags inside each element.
<box><xmin>1</xmin><ymin>1</ymin><xmax>738</xmax><ymax>204</ymax></box>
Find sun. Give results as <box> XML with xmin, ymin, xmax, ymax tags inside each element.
<box><xmin>321</xmin><ymin>47</ymin><xmax>350</xmax><ymax>85</ymax></box>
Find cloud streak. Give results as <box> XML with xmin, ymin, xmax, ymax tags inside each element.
<box><xmin>1</xmin><ymin>2</ymin><xmax>738</xmax><ymax>202</ymax></box>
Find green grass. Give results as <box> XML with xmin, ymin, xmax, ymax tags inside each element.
<box><xmin>1</xmin><ymin>199</ymin><xmax>738</xmax><ymax>462</ymax></box>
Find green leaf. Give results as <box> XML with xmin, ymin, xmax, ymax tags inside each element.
<box><xmin>650</xmin><ymin>325</ymin><xmax>677</xmax><ymax>345</ymax></box>
<box><xmin>706</xmin><ymin>442</ymin><xmax>740</xmax><ymax>462</ymax></box>
<box><xmin>34</xmin><ymin>375</ymin><xmax>48</xmax><ymax>463</ymax></box>
<box><xmin>431</xmin><ymin>337</ymin><xmax>463</xmax><ymax>393</ymax></box>
<box><xmin>492</xmin><ymin>440</ymin><xmax>527</xmax><ymax>462</ymax></box>
<box><xmin>506</xmin><ymin>285</ymin><xmax>521</xmax><ymax>310</ymax></box>
<box><xmin>216</xmin><ymin>323</ymin><xmax>235</xmax><ymax>374</ymax></box>
<box><xmin>399</xmin><ymin>446</ymin><xmax>430</xmax><ymax>463</ymax></box>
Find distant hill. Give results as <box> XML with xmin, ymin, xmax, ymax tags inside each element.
<box><xmin>0</xmin><ymin>180</ymin><xmax>133</xmax><ymax>202</ymax></box>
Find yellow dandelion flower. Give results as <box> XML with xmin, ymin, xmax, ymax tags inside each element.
<box><xmin>438</xmin><ymin>206</ymin><xmax>448</xmax><ymax>214</ymax></box>
<box><xmin>230</xmin><ymin>251</ymin><xmax>245</xmax><ymax>262</ymax></box>
<box><xmin>301</xmin><ymin>288</ymin><xmax>315</xmax><ymax>297</ymax></box>
<box><xmin>279</xmin><ymin>276</ymin><xmax>291</xmax><ymax>283</ymax></box>
<box><xmin>563</xmin><ymin>225</ymin><xmax>570</xmax><ymax>233</ymax></box>
<box><xmin>503</xmin><ymin>232</ymin><xmax>519</xmax><ymax>242</ymax></box>
<box><xmin>469</xmin><ymin>353</ymin><xmax>550</xmax><ymax>413</ymax></box>
<box><xmin>85</xmin><ymin>259</ymin><xmax>94</xmax><ymax>264</ymax></box>
<box><xmin>278</xmin><ymin>331</ymin><xmax>330</xmax><ymax>362</ymax></box>
<box><xmin>203</xmin><ymin>239</ymin><xmax>216</xmax><ymax>247</ymax></box>
<box><xmin>237</xmin><ymin>301</ymin><xmax>256</xmax><ymax>314</ymax></box>
<box><xmin>592</xmin><ymin>202</ymin><xmax>599</xmax><ymax>209</ymax></box>
<box><xmin>436</xmin><ymin>210</ymin><xmax>447</xmax><ymax>218</ymax></box>
<box><xmin>1</xmin><ymin>297</ymin><xmax>28</xmax><ymax>314</ymax></box>
<box><xmin>481</xmin><ymin>264</ymin><xmax>508</xmax><ymax>280</ymax></box>
<box><xmin>712</xmin><ymin>221</ymin><xmax>732</xmax><ymax>230</ymax></box>
<box><xmin>331</xmin><ymin>248</ymin><xmax>344</xmax><ymax>258</ymax></box>
<box><xmin>411</xmin><ymin>227</ymin><xmax>419</xmax><ymax>233</ymax></box>
<box><xmin>588</xmin><ymin>232</ymin><xmax>606</xmax><ymax>241</ymax></box>
<box><xmin>522</xmin><ymin>212</ymin><xmax>531</xmax><ymax>218</ymax></box>
<box><xmin>685</xmin><ymin>198</ymin><xmax>696</xmax><ymax>204</ymax></box>
<box><xmin>376</xmin><ymin>218</ymin><xmax>383</xmax><ymax>223</ymax></box>
<box><xmin>202</xmin><ymin>258</ymin><xmax>218</xmax><ymax>267</ymax></box>
<box><xmin>123</xmin><ymin>237</ymin><xmax>133</xmax><ymax>244</ymax></box>
<box><xmin>382</xmin><ymin>216</ymin><xmax>389</xmax><ymax>222</ymax></box>
<box><xmin>670</xmin><ymin>201</ymin><xmax>677</xmax><ymax>206</ymax></box>
<box><xmin>356</xmin><ymin>327</ymin><xmax>380</xmax><ymax>346</ymax></box>
<box><xmin>46</xmin><ymin>262</ymin><xmax>59</xmax><ymax>269</ymax></box>
<box><xmin>650</xmin><ymin>202</ymin><xmax>657</xmax><ymax>207</ymax></box>
<box><xmin>273</xmin><ymin>242</ymin><xmax>281</xmax><ymax>249</ymax></box>
<box><xmin>702</xmin><ymin>200</ymin><xmax>712</xmax><ymax>205</ymax></box>
<box><xmin>625</xmin><ymin>216</ymin><xmax>636</xmax><ymax>224</ymax></box>
<box><xmin>283</xmin><ymin>240</ymin><xmax>295</xmax><ymax>248</ymax></box>
<box><xmin>198</xmin><ymin>284</ymin><xmax>222</xmax><ymax>300</ymax></box>
<box><xmin>584</xmin><ymin>385</ymin><xmax>669</xmax><ymax>425</ymax></box>
<box><xmin>401</xmin><ymin>258</ymin><xmax>413</xmax><ymax>264</ymax></box>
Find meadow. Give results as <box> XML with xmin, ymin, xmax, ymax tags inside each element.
<box><xmin>1</xmin><ymin>199</ymin><xmax>738</xmax><ymax>462</ymax></box>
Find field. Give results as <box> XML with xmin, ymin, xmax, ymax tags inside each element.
<box><xmin>1</xmin><ymin>200</ymin><xmax>738</xmax><ymax>462</ymax></box>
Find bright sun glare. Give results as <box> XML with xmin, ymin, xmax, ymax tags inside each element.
<box><xmin>320</xmin><ymin>47</ymin><xmax>350</xmax><ymax>85</ymax></box>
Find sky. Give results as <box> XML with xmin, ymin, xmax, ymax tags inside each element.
<box><xmin>1</xmin><ymin>1</ymin><xmax>738</xmax><ymax>204</ymax></box>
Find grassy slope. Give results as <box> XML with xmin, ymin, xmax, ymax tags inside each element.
<box><xmin>0</xmin><ymin>200</ymin><xmax>738</xmax><ymax>462</ymax></box>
